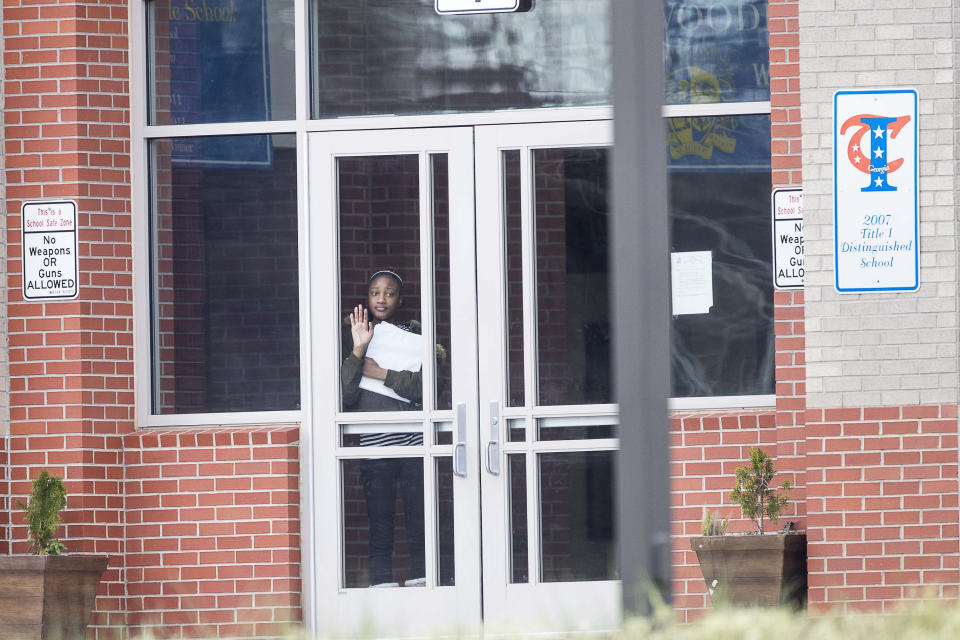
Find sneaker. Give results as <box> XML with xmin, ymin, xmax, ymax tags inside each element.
<box><xmin>404</xmin><ymin>577</ymin><xmax>426</xmax><ymax>587</ymax></box>
<box><xmin>370</xmin><ymin>582</ymin><xmax>400</xmax><ymax>588</ymax></box>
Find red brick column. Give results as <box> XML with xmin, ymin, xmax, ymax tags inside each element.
<box><xmin>769</xmin><ymin>0</ymin><xmax>806</xmax><ymax>529</ymax></box>
<box><xmin>3</xmin><ymin>0</ymin><xmax>132</xmax><ymax>636</ymax></box>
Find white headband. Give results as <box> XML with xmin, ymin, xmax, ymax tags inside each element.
<box><xmin>369</xmin><ymin>269</ymin><xmax>403</xmax><ymax>287</ymax></box>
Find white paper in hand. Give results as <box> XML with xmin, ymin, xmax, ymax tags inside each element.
<box><xmin>359</xmin><ymin>321</ymin><xmax>423</xmax><ymax>403</ymax></box>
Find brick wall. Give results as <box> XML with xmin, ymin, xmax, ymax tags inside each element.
<box><xmin>806</xmin><ymin>405</ymin><xmax>959</xmax><ymax>611</ymax></box>
<box><xmin>3</xmin><ymin>0</ymin><xmax>133</xmax><ymax>637</ymax></box>
<box><xmin>1</xmin><ymin>8</ymin><xmax>8</xmax><ymax>556</ymax></box>
<box><xmin>770</xmin><ymin>0</ymin><xmax>807</xmax><ymax>530</ymax></box>
<box><xmin>124</xmin><ymin>426</ymin><xmax>301</xmax><ymax>638</ymax></box>
<box><xmin>670</xmin><ymin>410</ymin><xmax>778</xmax><ymax>620</ymax></box>
<box><xmin>798</xmin><ymin>0</ymin><xmax>960</xmax><ymax>610</ymax></box>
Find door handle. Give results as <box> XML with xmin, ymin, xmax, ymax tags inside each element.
<box><xmin>486</xmin><ymin>401</ymin><xmax>501</xmax><ymax>475</ymax></box>
<box><xmin>453</xmin><ymin>402</ymin><xmax>467</xmax><ymax>478</ymax></box>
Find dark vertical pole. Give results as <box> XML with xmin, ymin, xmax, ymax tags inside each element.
<box><xmin>612</xmin><ymin>0</ymin><xmax>672</xmax><ymax>618</ymax></box>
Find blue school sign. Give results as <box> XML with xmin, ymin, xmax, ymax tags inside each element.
<box><xmin>833</xmin><ymin>89</ymin><xmax>918</xmax><ymax>293</ymax></box>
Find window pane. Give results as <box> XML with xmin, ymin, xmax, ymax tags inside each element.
<box><xmin>436</xmin><ymin>457</ymin><xmax>455</xmax><ymax>586</ymax></box>
<box><xmin>503</xmin><ymin>150</ymin><xmax>525</xmax><ymax>407</ymax></box>
<box><xmin>537</xmin><ymin>416</ymin><xmax>617</xmax><ymax>441</ymax></box>
<box><xmin>342</xmin><ymin>458</ymin><xmax>425</xmax><ymax>588</ymax></box>
<box><xmin>338</xmin><ymin>155</ymin><xmax>425</xmax><ymax>416</ymax></box>
<box><xmin>148</xmin><ymin>0</ymin><xmax>295</xmax><ymax>125</ymax></box>
<box><xmin>534</xmin><ymin>148</ymin><xmax>611</xmax><ymax>406</ymax></box>
<box><xmin>664</xmin><ymin>0</ymin><xmax>769</xmax><ymax>105</ymax></box>
<box><xmin>539</xmin><ymin>451</ymin><xmax>616</xmax><ymax>582</ymax></box>
<box><xmin>432</xmin><ymin>155</ymin><xmax>452</xmax><ymax>411</ymax></box>
<box><xmin>311</xmin><ymin>0</ymin><xmax>610</xmax><ymax>118</ymax></box>
<box><xmin>668</xmin><ymin>114</ymin><xmax>774</xmax><ymax>397</ymax></box>
<box><xmin>150</xmin><ymin>134</ymin><xmax>299</xmax><ymax>414</ymax></box>
<box><xmin>508</xmin><ymin>454</ymin><xmax>528</xmax><ymax>583</ymax></box>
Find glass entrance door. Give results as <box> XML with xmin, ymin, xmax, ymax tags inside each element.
<box><xmin>308</xmin><ymin>120</ymin><xmax>615</xmax><ymax>637</ymax></box>
<box><xmin>476</xmin><ymin>121</ymin><xmax>618</xmax><ymax>633</ymax></box>
<box><xmin>307</xmin><ymin>128</ymin><xmax>482</xmax><ymax>637</ymax></box>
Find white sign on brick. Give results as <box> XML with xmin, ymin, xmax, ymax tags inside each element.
<box><xmin>833</xmin><ymin>89</ymin><xmax>918</xmax><ymax>293</ymax></box>
<box><xmin>772</xmin><ymin>189</ymin><xmax>803</xmax><ymax>289</ymax></box>
<box><xmin>22</xmin><ymin>200</ymin><xmax>79</xmax><ymax>300</ymax></box>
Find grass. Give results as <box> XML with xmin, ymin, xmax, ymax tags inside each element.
<box><xmin>625</xmin><ymin>599</ymin><xmax>960</xmax><ymax>640</ymax></box>
<box><xmin>125</xmin><ymin>598</ymin><xmax>960</xmax><ymax>639</ymax></box>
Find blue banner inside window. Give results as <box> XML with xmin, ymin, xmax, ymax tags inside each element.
<box><xmin>167</xmin><ymin>0</ymin><xmax>273</xmax><ymax>168</ymax></box>
<box><xmin>664</xmin><ymin>0</ymin><xmax>769</xmax><ymax>105</ymax></box>
<box><xmin>667</xmin><ymin>114</ymin><xmax>770</xmax><ymax>172</ymax></box>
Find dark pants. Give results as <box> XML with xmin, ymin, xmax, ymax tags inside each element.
<box><xmin>361</xmin><ymin>458</ymin><xmax>425</xmax><ymax>585</ymax></box>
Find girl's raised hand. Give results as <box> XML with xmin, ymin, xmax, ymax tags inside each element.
<box><xmin>350</xmin><ymin>304</ymin><xmax>374</xmax><ymax>358</ymax></box>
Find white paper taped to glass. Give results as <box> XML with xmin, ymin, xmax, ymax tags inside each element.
<box><xmin>359</xmin><ymin>321</ymin><xmax>423</xmax><ymax>403</ymax></box>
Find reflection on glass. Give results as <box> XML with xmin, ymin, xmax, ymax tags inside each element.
<box><xmin>342</xmin><ymin>458</ymin><xmax>425</xmax><ymax>588</ymax></box>
<box><xmin>311</xmin><ymin>0</ymin><xmax>610</xmax><ymax>118</ymax></box>
<box><xmin>150</xmin><ymin>134</ymin><xmax>300</xmax><ymax>414</ymax></box>
<box><xmin>537</xmin><ymin>417</ymin><xmax>617</xmax><ymax>441</ymax></box>
<box><xmin>436</xmin><ymin>457</ymin><xmax>455</xmax><ymax>586</ymax></box>
<box><xmin>504</xmin><ymin>150</ymin><xmax>526</xmax><ymax>407</ymax></box>
<box><xmin>507</xmin><ymin>418</ymin><xmax>526</xmax><ymax>443</ymax></box>
<box><xmin>664</xmin><ymin>0</ymin><xmax>769</xmax><ymax>105</ymax></box>
<box><xmin>148</xmin><ymin>0</ymin><xmax>295</xmax><ymax>124</ymax></box>
<box><xmin>539</xmin><ymin>451</ymin><xmax>616</xmax><ymax>582</ymax></box>
<box><xmin>434</xmin><ymin>421</ymin><xmax>453</xmax><ymax>446</ymax></box>
<box><xmin>508</xmin><ymin>454</ymin><xmax>529</xmax><ymax>583</ymax></box>
<box><xmin>534</xmin><ymin>148</ymin><xmax>611</xmax><ymax>406</ymax></box>
<box><xmin>338</xmin><ymin>155</ymin><xmax>425</xmax><ymax>418</ymax></box>
<box><xmin>433</xmin><ymin>155</ymin><xmax>453</xmax><ymax>410</ymax></box>
<box><xmin>668</xmin><ymin>114</ymin><xmax>773</xmax><ymax>397</ymax></box>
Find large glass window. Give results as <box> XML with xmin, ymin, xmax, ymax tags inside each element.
<box><xmin>310</xmin><ymin>0</ymin><xmax>610</xmax><ymax>118</ymax></box>
<box><xmin>150</xmin><ymin>134</ymin><xmax>300</xmax><ymax>414</ymax></box>
<box><xmin>665</xmin><ymin>0</ymin><xmax>769</xmax><ymax>104</ymax></box>
<box><xmin>668</xmin><ymin>114</ymin><xmax>773</xmax><ymax>397</ymax></box>
<box><xmin>147</xmin><ymin>0</ymin><xmax>296</xmax><ymax>125</ymax></box>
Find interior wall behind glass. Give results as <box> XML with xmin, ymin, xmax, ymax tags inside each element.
<box><xmin>151</xmin><ymin>134</ymin><xmax>300</xmax><ymax>414</ymax></box>
<box><xmin>311</xmin><ymin>0</ymin><xmax>610</xmax><ymax>118</ymax></box>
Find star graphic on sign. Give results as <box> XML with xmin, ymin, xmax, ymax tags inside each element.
<box><xmin>852</xmin><ymin>144</ymin><xmax>859</xmax><ymax>154</ymax></box>
<box><xmin>873</xmin><ymin>125</ymin><xmax>884</xmax><ymax>138</ymax></box>
<box><xmin>874</xmin><ymin>147</ymin><xmax>884</xmax><ymax>158</ymax></box>
<box><xmin>874</xmin><ymin>176</ymin><xmax>884</xmax><ymax>187</ymax></box>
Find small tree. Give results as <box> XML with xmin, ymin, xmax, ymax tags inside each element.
<box><xmin>18</xmin><ymin>470</ymin><xmax>67</xmax><ymax>555</ymax></box>
<box><xmin>729</xmin><ymin>448</ymin><xmax>791</xmax><ymax>534</ymax></box>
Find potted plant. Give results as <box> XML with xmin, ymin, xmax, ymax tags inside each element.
<box><xmin>0</xmin><ymin>470</ymin><xmax>110</xmax><ymax>638</ymax></box>
<box><xmin>689</xmin><ymin>448</ymin><xmax>807</xmax><ymax>608</ymax></box>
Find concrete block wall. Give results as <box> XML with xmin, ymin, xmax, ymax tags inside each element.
<box><xmin>800</xmin><ymin>0</ymin><xmax>958</xmax><ymax>409</ymax></box>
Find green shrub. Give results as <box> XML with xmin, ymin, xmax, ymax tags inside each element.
<box><xmin>700</xmin><ymin>510</ymin><xmax>728</xmax><ymax>536</ymax></box>
<box><xmin>729</xmin><ymin>447</ymin><xmax>791</xmax><ymax>534</ymax></box>
<box><xmin>18</xmin><ymin>469</ymin><xmax>67</xmax><ymax>555</ymax></box>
